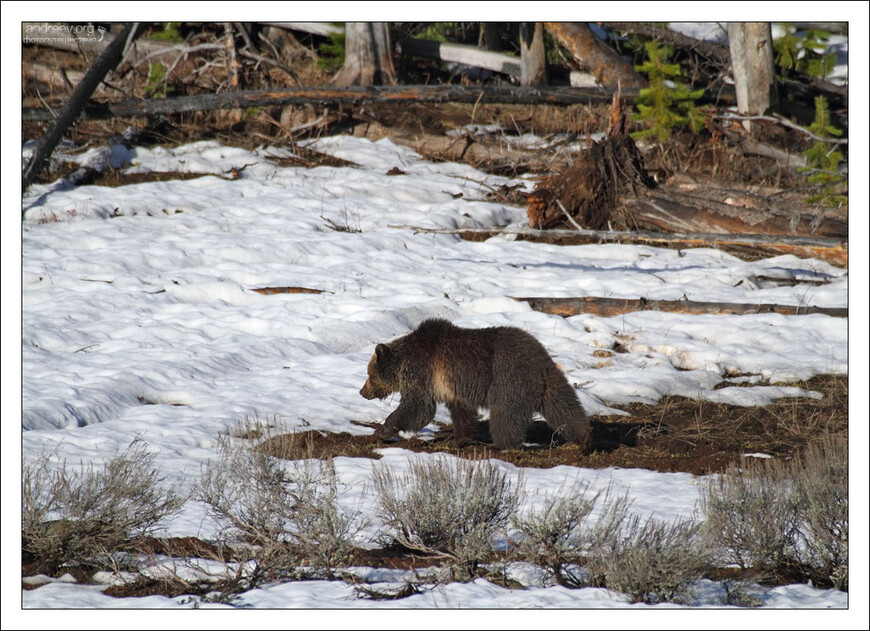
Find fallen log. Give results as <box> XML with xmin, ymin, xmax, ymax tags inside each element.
<box><xmin>397</xmin><ymin>37</ymin><xmax>522</xmax><ymax>77</ymax></box>
<box><xmin>351</xmin><ymin>121</ymin><xmax>577</xmax><ymax>174</ymax></box>
<box><xmin>22</xmin><ymin>85</ymin><xmax>641</xmax><ymax>122</ymax></box>
<box><xmin>624</xmin><ymin>188</ymin><xmax>847</xmax><ymax>238</ymax></box>
<box><xmin>386</xmin><ymin>225</ymin><xmax>848</xmax><ymax>267</ymax></box>
<box><xmin>250</xmin><ymin>286</ymin><xmax>327</xmax><ymax>295</ymax></box>
<box><xmin>513</xmin><ymin>296</ymin><xmax>847</xmax><ymax>318</ymax></box>
<box><xmin>22</xmin><ymin>63</ymin><xmax>83</xmax><ymax>92</ymax></box>
<box><xmin>602</xmin><ymin>23</ymin><xmax>731</xmax><ymax>67</ymax></box>
<box><xmin>397</xmin><ymin>34</ymin><xmax>598</xmax><ymax>87</ymax></box>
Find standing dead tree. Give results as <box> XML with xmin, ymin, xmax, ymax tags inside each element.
<box><xmin>727</xmin><ymin>23</ymin><xmax>778</xmax><ymax>131</ymax></box>
<box><xmin>333</xmin><ymin>23</ymin><xmax>397</xmax><ymax>87</ymax></box>
<box><xmin>519</xmin><ymin>23</ymin><xmax>547</xmax><ymax>86</ymax></box>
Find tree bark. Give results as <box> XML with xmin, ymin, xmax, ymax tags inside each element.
<box><xmin>351</xmin><ymin>121</ymin><xmax>577</xmax><ymax>174</ymax></box>
<box><xmin>727</xmin><ymin>23</ymin><xmax>778</xmax><ymax>130</ymax></box>
<box><xmin>519</xmin><ymin>23</ymin><xmax>546</xmax><ymax>86</ymax></box>
<box><xmin>22</xmin><ymin>22</ymin><xmax>142</xmax><ymax>193</ymax></box>
<box><xmin>332</xmin><ymin>23</ymin><xmax>397</xmax><ymax>87</ymax></box>
<box><xmin>544</xmin><ymin>22</ymin><xmax>647</xmax><ymax>88</ymax></box>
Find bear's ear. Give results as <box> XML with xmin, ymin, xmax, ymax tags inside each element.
<box><xmin>375</xmin><ymin>343</ymin><xmax>390</xmax><ymax>360</ymax></box>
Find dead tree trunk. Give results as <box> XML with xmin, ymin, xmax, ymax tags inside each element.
<box><xmin>22</xmin><ymin>22</ymin><xmax>142</xmax><ymax>193</ymax></box>
<box><xmin>544</xmin><ymin>22</ymin><xmax>647</xmax><ymax>88</ymax></box>
<box><xmin>727</xmin><ymin>23</ymin><xmax>778</xmax><ymax>131</ymax></box>
<box><xmin>332</xmin><ymin>23</ymin><xmax>397</xmax><ymax>87</ymax></box>
<box><xmin>519</xmin><ymin>23</ymin><xmax>546</xmax><ymax>86</ymax></box>
<box><xmin>478</xmin><ymin>23</ymin><xmax>500</xmax><ymax>50</ymax></box>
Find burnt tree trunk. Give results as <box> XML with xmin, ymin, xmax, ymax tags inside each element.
<box><xmin>728</xmin><ymin>23</ymin><xmax>778</xmax><ymax>131</ymax></box>
<box><xmin>478</xmin><ymin>23</ymin><xmax>501</xmax><ymax>50</ymax></box>
<box><xmin>23</xmin><ymin>85</ymin><xmax>649</xmax><ymax>122</ymax></box>
<box><xmin>333</xmin><ymin>23</ymin><xmax>397</xmax><ymax>87</ymax></box>
<box><xmin>519</xmin><ymin>23</ymin><xmax>546</xmax><ymax>86</ymax></box>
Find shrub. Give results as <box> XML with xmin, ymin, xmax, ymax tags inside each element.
<box><xmin>701</xmin><ymin>434</ymin><xmax>848</xmax><ymax>589</ymax></box>
<box><xmin>512</xmin><ymin>481</ymin><xmax>705</xmax><ymax>602</ymax></box>
<box><xmin>372</xmin><ymin>455</ymin><xmax>522</xmax><ymax>579</ymax></box>
<box><xmin>22</xmin><ymin>438</ymin><xmax>185</xmax><ymax>573</ymax></box>
<box><xmin>196</xmin><ymin>429</ymin><xmax>366</xmax><ymax>585</ymax></box>
<box><xmin>510</xmin><ymin>482</ymin><xmax>629</xmax><ymax>588</ymax></box>
<box><xmin>792</xmin><ymin>436</ymin><xmax>848</xmax><ymax>590</ymax></box>
<box><xmin>589</xmin><ymin>514</ymin><xmax>709</xmax><ymax>604</ymax></box>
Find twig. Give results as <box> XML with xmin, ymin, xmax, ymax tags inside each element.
<box><xmin>223</xmin><ymin>23</ymin><xmax>241</xmax><ymax>88</ymax></box>
<box><xmin>35</xmin><ymin>89</ymin><xmax>58</xmax><ymax>120</ymax></box>
<box><xmin>131</xmin><ymin>43</ymin><xmax>225</xmax><ymax>69</ymax></box>
<box><xmin>715</xmin><ymin>111</ymin><xmax>849</xmax><ymax>145</ymax></box>
<box><xmin>234</xmin><ymin>22</ymin><xmax>256</xmax><ymax>53</ymax></box>
<box><xmin>238</xmin><ymin>49</ymin><xmax>301</xmax><ymax>85</ymax></box>
<box><xmin>555</xmin><ymin>199</ymin><xmax>586</xmax><ymax>231</ymax></box>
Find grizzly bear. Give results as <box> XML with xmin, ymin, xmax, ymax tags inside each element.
<box><xmin>359</xmin><ymin>318</ymin><xmax>591</xmax><ymax>450</ymax></box>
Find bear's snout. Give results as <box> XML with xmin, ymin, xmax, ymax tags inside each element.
<box><xmin>360</xmin><ymin>376</ymin><xmax>391</xmax><ymax>400</ymax></box>
<box><xmin>359</xmin><ymin>381</ymin><xmax>376</xmax><ymax>399</ymax></box>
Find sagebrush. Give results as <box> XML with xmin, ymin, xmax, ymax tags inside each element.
<box><xmin>510</xmin><ymin>481</ymin><xmax>629</xmax><ymax>588</ymax></box>
<box><xmin>372</xmin><ymin>455</ymin><xmax>522</xmax><ymax>579</ymax></box>
<box><xmin>701</xmin><ymin>434</ymin><xmax>848</xmax><ymax>590</ymax></box>
<box><xmin>22</xmin><ymin>438</ymin><xmax>184</xmax><ymax>572</ymax></box>
<box><xmin>196</xmin><ymin>425</ymin><xmax>367</xmax><ymax>587</ymax></box>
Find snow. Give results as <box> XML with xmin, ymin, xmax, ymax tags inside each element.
<box><xmin>12</xmin><ymin>133</ymin><xmax>855</xmax><ymax>616</ymax></box>
<box><xmin>8</xmin><ymin>14</ymin><xmax>868</xmax><ymax>621</ymax></box>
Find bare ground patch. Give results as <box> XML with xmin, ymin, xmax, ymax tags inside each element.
<box><xmin>264</xmin><ymin>374</ymin><xmax>847</xmax><ymax>476</ymax></box>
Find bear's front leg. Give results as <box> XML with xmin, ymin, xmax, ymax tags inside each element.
<box><xmin>374</xmin><ymin>395</ymin><xmax>436</xmax><ymax>440</ymax></box>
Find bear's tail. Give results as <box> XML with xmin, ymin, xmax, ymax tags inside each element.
<box><xmin>541</xmin><ymin>367</ymin><xmax>592</xmax><ymax>451</ymax></box>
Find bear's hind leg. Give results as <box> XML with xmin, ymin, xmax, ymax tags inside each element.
<box><xmin>488</xmin><ymin>403</ymin><xmax>533</xmax><ymax>449</ymax></box>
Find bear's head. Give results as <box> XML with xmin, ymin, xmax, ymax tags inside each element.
<box><xmin>359</xmin><ymin>342</ymin><xmax>401</xmax><ymax>400</ymax></box>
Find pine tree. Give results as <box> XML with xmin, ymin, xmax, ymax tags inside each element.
<box><xmin>631</xmin><ymin>41</ymin><xmax>705</xmax><ymax>142</ymax></box>
<box><xmin>802</xmin><ymin>96</ymin><xmax>847</xmax><ymax>207</ymax></box>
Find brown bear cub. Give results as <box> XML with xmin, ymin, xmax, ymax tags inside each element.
<box><xmin>360</xmin><ymin>318</ymin><xmax>592</xmax><ymax>450</ymax></box>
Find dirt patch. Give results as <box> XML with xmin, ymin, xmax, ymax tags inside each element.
<box><xmin>257</xmin><ymin>429</ymin><xmax>385</xmax><ymax>461</ymax></box>
<box><xmin>267</xmin><ymin>374</ymin><xmax>846</xmax><ymax>476</ymax></box>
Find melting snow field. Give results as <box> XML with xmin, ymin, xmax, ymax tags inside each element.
<box><xmin>7</xmin><ymin>134</ymin><xmax>866</xmax><ymax>627</ymax></box>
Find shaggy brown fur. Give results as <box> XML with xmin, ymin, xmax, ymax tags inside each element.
<box><xmin>360</xmin><ymin>318</ymin><xmax>591</xmax><ymax>450</ymax></box>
